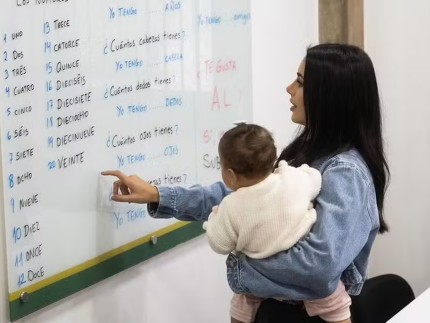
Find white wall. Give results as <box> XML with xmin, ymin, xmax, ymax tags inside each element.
<box><xmin>0</xmin><ymin>1</ymin><xmax>318</xmax><ymax>322</ymax></box>
<box><xmin>364</xmin><ymin>0</ymin><xmax>430</xmax><ymax>296</ymax></box>
<box><xmin>251</xmin><ymin>1</ymin><xmax>318</xmax><ymax>150</ymax></box>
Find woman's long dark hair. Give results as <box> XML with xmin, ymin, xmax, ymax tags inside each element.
<box><xmin>278</xmin><ymin>43</ymin><xmax>390</xmax><ymax>233</ymax></box>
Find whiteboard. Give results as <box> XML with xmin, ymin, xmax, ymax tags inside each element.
<box><xmin>0</xmin><ymin>0</ymin><xmax>252</xmax><ymax>320</ymax></box>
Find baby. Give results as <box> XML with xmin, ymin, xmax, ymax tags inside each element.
<box><xmin>204</xmin><ymin>123</ymin><xmax>351</xmax><ymax>323</ymax></box>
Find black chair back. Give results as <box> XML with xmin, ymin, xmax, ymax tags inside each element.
<box><xmin>350</xmin><ymin>274</ymin><xmax>415</xmax><ymax>323</ymax></box>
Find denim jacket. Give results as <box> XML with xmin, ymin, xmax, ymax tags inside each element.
<box><xmin>148</xmin><ymin>148</ymin><xmax>380</xmax><ymax>300</ymax></box>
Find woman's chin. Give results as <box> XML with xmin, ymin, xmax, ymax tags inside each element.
<box><xmin>291</xmin><ymin>113</ymin><xmax>305</xmax><ymax>125</ymax></box>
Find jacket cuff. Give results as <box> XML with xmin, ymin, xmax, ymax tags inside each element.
<box><xmin>147</xmin><ymin>186</ymin><xmax>176</xmax><ymax>219</ymax></box>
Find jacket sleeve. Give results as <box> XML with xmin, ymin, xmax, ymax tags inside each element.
<box><xmin>237</xmin><ymin>163</ymin><xmax>374</xmax><ymax>299</ymax></box>
<box><xmin>147</xmin><ymin>181</ymin><xmax>232</xmax><ymax>222</ymax></box>
<box><xmin>205</xmin><ymin>201</ymin><xmax>238</xmax><ymax>255</ymax></box>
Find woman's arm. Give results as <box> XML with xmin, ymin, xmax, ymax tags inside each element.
<box><xmin>148</xmin><ymin>182</ymin><xmax>232</xmax><ymax>221</ymax></box>
<box><xmin>235</xmin><ymin>163</ymin><xmax>376</xmax><ymax>300</ymax></box>
<box><xmin>101</xmin><ymin>170</ymin><xmax>232</xmax><ymax>221</ymax></box>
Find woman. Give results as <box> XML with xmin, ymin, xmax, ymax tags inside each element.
<box><xmin>102</xmin><ymin>43</ymin><xmax>390</xmax><ymax>322</ymax></box>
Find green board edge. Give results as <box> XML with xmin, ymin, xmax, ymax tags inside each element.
<box><xmin>9</xmin><ymin>221</ymin><xmax>204</xmax><ymax>322</ymax></box>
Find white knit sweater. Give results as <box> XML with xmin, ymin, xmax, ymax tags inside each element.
<box><xmin>205</xmin><ymin>161</ymin><xmax>322</xmax><ymax>259</ymax></box>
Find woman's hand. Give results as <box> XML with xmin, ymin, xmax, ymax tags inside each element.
<box><xmin>101</xmin><ymin>170</ymin><xmax>159</xmax><ymax>204</ymax></box>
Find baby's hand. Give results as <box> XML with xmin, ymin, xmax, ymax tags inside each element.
<box><xmin>203</xmin><ymin>205</ymin><xmax>219</xmax><ymax>231</ymax></box>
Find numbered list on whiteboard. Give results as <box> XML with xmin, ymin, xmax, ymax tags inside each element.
<box><xmin>0</xmin><ymin>0</ymin><xmax>252</xmax><ymax>294</ymax></box>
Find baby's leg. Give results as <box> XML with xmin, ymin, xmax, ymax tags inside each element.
<box><xmin>230</xmin><ymin>293</ymin><xmax>264</xmax><ymax>323</ymax></box>
<box><xmin>304</xmin><ymin>281</ymin><xmax>351</xmax><ymax>323</ymax></box>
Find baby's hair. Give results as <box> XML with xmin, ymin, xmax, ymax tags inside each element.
<box><xmin>218</xmin><ymin>124</ymin><xmax>277</xmax><ymax>178</ymax></box>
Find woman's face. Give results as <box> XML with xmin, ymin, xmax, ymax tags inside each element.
<box><xmin>286</xmin><ymin>60</ymin><xmax>306</xmax><ymax>125</ymax></box>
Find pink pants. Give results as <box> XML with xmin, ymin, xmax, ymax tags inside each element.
<box><xmin>230</xmin><ymin>281</ymin><xmax>351</xmax><ymax>322</ymax></box>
